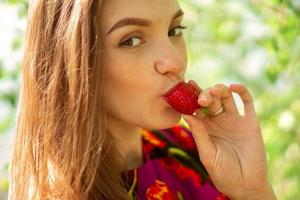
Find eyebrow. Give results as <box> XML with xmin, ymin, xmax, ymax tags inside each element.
<box><xmin>107</xmin><ymin>9</ymin><xmax>184</xmax><ymax>35</ymax></box>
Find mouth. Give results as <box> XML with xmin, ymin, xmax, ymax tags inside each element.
<box><xmin>161</xmin><ymin>81</ymin><xmax>201</xmax><ymax>115</ymax></box>
<box><xmin>163</xmin><ymin>81</ymin><xmax>185</xmax><ymax>97</ymax></box>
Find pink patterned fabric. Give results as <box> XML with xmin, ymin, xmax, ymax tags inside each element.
<box><xmin>124</xmin><ymin>125</ymin><xmax>230</xmax><ymax>200</ymax></box>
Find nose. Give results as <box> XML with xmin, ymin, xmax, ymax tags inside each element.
<box><xmin>153</xmin><ymin>41</ymin><xmax>186</xmax><ymax>77</ymax></box>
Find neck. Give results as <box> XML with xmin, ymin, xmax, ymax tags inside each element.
<box><xmin>107</xmin><ymin>116</ymin><xmax>144</xmax><ymax>171</ymax></box>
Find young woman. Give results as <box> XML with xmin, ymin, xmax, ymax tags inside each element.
<box><xmin>9</xmin><ymin>0</ymin><xmax>277</xmax><ymax>199</ymax></box>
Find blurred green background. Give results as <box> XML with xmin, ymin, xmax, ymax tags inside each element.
<box><xmin>0</xmin><ymin>0</ymin><xmax>299</xmax><ymax>199</ymax></box>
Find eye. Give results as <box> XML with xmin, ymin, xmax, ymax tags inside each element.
<box><xmin>120</xmin><ymin>37</ymin><xmax>145</xmax><ymax>48</ymax></box>
<box><xmin>168</xmin><ymin>25</ymin><xmax>187</xmax><ymax>37</ymax></box>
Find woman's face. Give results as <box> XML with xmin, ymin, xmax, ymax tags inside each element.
<box><xmin>100</xmin><ymin>0</ymin><xmax>187</xmax><ymax>130</ymax></box>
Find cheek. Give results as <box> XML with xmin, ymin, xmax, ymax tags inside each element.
<box><xmin>104</xmin><ymin>48</ymin><xmax>150</xmax><ymax>76</ymax></box>
<box><xmin>103</xmin><ymin>47</ymin><xmax>155</xmax><ymax>94</ymax></box>
<box><xmin>104</xmin><ymin>67</ymin><xmax>153</xmax><ymax>115</ymax></box>
<box><xmin>105</xmin><ymin>83</ymin><xmax>152</xmax><ymax>124</ymax></box>
<box><xmin>178</xmin><ymin>40</ymin><xmax>188</xmax><ymax>66</ymax></box>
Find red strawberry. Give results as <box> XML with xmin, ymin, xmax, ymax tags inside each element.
<box><xmin>163</xmin><ymin>82</ymin><xmax>201</xmax><ymax>115</ymax></box>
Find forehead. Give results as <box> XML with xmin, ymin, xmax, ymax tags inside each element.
<box><xmin>100</xmin><ymin>0</ymin><xmax>181</xmax><ymax>29</ymax></box>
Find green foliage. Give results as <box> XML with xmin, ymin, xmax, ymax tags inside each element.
<box><xmin>4</xmin><ymin>0</ymin><xmax>28</xmax><ymax>17</ymax></box>
<box><xmin>0</xmin><ymin>62</ymin><xmax>4</xmax><ymax>79</ymax></box>
<box><xmin>0</xmin><ymin>0</ymin><xmax>299</xmax><ymax>199</ymax></box>
<box><xmin>0</xmin><ymin>178</ymin><xmax>9</xmax><ymax>194</ymax></box>
<box><xmin>179</xmin><ymin>0</ymin><xmax>300</xmax><ymax>199</ymax></box>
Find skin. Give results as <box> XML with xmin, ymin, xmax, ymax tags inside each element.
<box><xmin>100</xmin><ymin>0</ymin><xmax>188</xmax><ymax>170</ymax></box>
<box><xmin>99</xmin><ymin>0</ymin><xmax>277</xmax><ymax>199</ymax></box>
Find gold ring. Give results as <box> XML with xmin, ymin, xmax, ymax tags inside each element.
<box><xmin>208</xmin><ymin>106</ymin><xmax>224</xmax><ymax>117</ymax></box>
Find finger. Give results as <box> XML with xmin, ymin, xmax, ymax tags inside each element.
<box><xmin>188</xmin><ymin>81</ymin><xmax>219</xmax><ymax>116</ymax></box>
<box><xmin>195</xmin><ymin>109</ymin><xmax>205</xmax><ymax>120</ymax></box>
<box><xmin>182</xmin><ymin>114</ymin><xmax>215</xmax><ymax>167</ymax></box>
<box><xmin>206</xmin><ymin>96</ymin><xmax>223</xmax><ymax>117</ymax></box>
<box><xmin>197</xmin><ymin>88</ymin><xmax>213</xmax><ymax>107</ymax></box>
<box><xmin>198</xmin><ymin>87</ymin><xmax>224</xmax><ymax>117</ymax></box>
<box><xmin>229</xmin><ymin>84</ymin><xmax>256</xmax><ymax>117</ymax></box>
<box><xmin>211</xmin><ymin>84</ymin><xmax>238</xmax><ymax>114</ymax></box>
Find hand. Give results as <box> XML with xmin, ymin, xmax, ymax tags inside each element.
<box><xmin>182</xmin><ymin>82</ymin><xmax>277</xmax><ymax>200</ymax></box>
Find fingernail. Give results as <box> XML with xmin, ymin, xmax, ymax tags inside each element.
<box><xmin>212</xmin><ymin>87</ymin><xmax>218</xmax><ymax>93</ymax></box>
<box><xmin>198</xmin><ymin>96</ymin><xmax>207</xmax><ymax>102</ymax></box>
<box><xmin>188</xmin><ymin>80</ymin><xmax>195</xmax><ymax>84</ymax></box>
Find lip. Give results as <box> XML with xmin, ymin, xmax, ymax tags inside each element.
<box><xmin>162</xmin><ymin>81</ymin><xmax>185</xmax><ymax>97</ymax></box>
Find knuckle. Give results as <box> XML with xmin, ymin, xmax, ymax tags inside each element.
<box><xmin>215</xmin><ymin>83</ymin><xmax>224</xmax><ymax>90</ymax></box>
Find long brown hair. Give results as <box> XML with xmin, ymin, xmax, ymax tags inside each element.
<box><xmin>9</xmin><ymin>0</ymin><xmax>129</xmax><ymax>199</ymax></box>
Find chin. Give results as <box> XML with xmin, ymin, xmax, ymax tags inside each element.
<box><xmin>156</xmin><ymin>107</ymin><xmax>182</xmax><ymax>129</ymax></box>
<box><xmin>143</xmin><ymin>106</ymin><xmax>181</xmax><ymax>130</ymax></box>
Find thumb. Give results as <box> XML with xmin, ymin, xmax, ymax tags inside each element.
<box><xmin>182</xmin><ymin>114</ymin><xmax>215</xmax><ymax>168</ymax></box>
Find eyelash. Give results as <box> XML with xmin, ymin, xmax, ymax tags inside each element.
<box><xmin>119</xmin><ymin>25</ymin><xmax>187</xmax><ymax>48</ymax></box>
<box><xmin>168</xmin><ymin>25</ymin><xmax>187</xmax><ymax>37</ymax></box>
